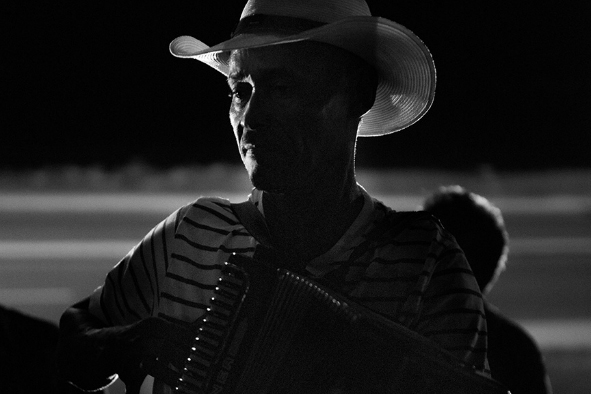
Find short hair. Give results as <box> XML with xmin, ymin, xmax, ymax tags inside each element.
<box><xmin>422</xmin><ymin>185</ymin><xmax>509</xmax><ymax>294</ymax></box>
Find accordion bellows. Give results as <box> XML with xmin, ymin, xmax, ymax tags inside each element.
<box><xmin>148</xmin><ymin>253</ymin><xmax>507</xmax><ymax>394</ymax></box>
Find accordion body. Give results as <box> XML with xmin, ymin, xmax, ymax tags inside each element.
<box><xmin>148</xmin><ymin>253</ymin><xmax>507</xmax><ymax>394</ymax></box>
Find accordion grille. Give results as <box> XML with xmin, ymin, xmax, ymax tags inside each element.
<box><xmin>175</xmin><ymin>262</ymin><xmax>356</xmax><ymax>394</ymax></box>
<box><xmin>156</xmin><ymin>253</ymin><xmax>508</xmax><ymax>394</ymax></box>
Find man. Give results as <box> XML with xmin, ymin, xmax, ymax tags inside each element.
<box><xmin>423</xmin><ymin>185</ymin><xmax>553</xmax><ymax>394</ymax></box>
<box><xmin>57</xmin><ymin>1</ymin><xmax>492</xmax><ymax>393</ymax></box>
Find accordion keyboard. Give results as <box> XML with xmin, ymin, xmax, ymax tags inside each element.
<box><xmin>175</xmin><ymin>262</ymin><xmax>249</xmax><ymax>394</ymax></box>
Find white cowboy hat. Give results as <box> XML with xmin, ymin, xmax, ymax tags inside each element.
<box><xmin>170</xmin><ymin>0</ymin><xmax>436</xmax><ymax>137</ymax></box>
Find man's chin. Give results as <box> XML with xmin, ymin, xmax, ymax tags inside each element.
<box><xmin>250</xmin><ymin>178</ymin><xmax>288</xmax><ymax>194</ymax></box>
<box><xmin>248</xmin><ymin>170</ymin><xmax>297</xmax><ymax>195</ymax></box>
<box><xmin>244</xmin><ymin>160</ymin><xmax>307</xmax><ymax>194</ymax></box>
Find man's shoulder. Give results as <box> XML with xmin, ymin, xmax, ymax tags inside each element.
<box><xmin>485</xmin><ymin>302</ymin><xmax>548</xmax><ymax>388</ymax></box>
<box><xmin>485</xmin><ymin>303</ymin><xmax>541</xmax><ymax>351</ymax></box>
<box><xmin>364</xmin><ymin>201</ymin><xmax>465</xmax><ymax>268</ymax></box>
<box><xmin>177</xmin><ymin>195</ymin><xmax>236</xmax><ymax>219</ymax></box>
<box><xmin>368</xmin><ymin>199</ymin><xmax>445</xmax><ymax>242</ymax></box>
<box><xmin>172</xmin><ymin>195</ymin><xmax>244</xmax><ymax>235</ymax></box>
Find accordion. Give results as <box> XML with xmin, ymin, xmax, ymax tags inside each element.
<box><xmin>146</xmin><ymin>253</ymin><xmax>507</xmax><ymax>394</ymax></box>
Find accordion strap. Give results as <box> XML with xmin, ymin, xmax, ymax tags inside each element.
<box><xmin>231</xmin><ymin>200</ymin><xmax>274</xmax><ymax>248</ymax></box>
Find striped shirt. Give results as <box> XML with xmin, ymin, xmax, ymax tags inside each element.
<box><xmin>89</xmin><ymin>187</ymin><xmax>488</xmax><ymax>374</ymax></box>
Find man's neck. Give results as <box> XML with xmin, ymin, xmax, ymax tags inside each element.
<box><xmin>262</xmin><ymin>169</ymin><xmax>363</xmax><ymax>261</ymax></box>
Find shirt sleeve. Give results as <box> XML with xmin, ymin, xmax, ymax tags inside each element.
<box><xmin>88</xmin><ymin>205</ymin><xmax>186</xmax><ymax>326</ymax></box>
<box><xmin>411</xmin><ymin>221</ymin><xmax>489</xmax><ymax>374</ymax></box>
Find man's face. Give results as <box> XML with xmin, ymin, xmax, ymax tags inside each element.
<box><xmin>227</xmin><ymin>42</ymin><xmax>356</xmax><ymax>193</ymax></box>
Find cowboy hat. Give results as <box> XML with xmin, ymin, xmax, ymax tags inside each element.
<box><xmin>170</xmin><ymin>0</ymin><xmax>436</xmax><ymax>137</ymax></box>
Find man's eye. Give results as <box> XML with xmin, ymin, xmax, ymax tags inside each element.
<box><xmin>228</xmin><ymin>83</ymin><xmax>251</xmax><ymax>102</ymax></box>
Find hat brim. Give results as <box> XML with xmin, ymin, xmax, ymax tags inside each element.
<box><xmin>170</xmin><ymin>16</ymin><xmax>436</xmax><ymax>137</ymax></box>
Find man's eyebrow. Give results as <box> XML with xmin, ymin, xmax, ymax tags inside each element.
<box><xmin>227</xmin><ymin>72</ymin><xmax>245</xmax><ymax>84</ymax></box>
<box><xmin>228</xmin><ymin>68</ymin><xmax>296</xmax><ymax>84</ymax></box>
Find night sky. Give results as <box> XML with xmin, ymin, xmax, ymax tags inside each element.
<box><xmin>4</xmin><ymin>2</ymin><xmax>589</xmax><ymax>170</ymax></box>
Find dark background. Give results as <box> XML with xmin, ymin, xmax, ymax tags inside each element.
<box><xmin>4</xmin><ymin>2</ymin><xmax>589</xmax><ymax>171</ymax></box>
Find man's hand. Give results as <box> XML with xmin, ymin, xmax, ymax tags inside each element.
<box><xmin>57</xmin><ymin>298</ymin><xmax>194</xmax><ymax>392</ymax></box>
<box><xmin>107</xmin><ymin>317</ymin><xmax>194</xmax><ymax>389</ymax></box>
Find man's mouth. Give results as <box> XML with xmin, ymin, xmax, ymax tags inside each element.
<box><xmin>242</xmin><ymin>143</ymin><xmax>256</xmax><ymax>156</ymax></box>
<box><xmin>242</xmin><ymin>139</ymin><xmax>287</xmax><ymax>162</ymax></box>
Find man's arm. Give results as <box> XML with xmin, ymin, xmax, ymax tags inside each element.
<box><xmin>56</xmin><ymin>205</ymin><xmax>193</xmax><ymax>391</ymax></box>
<box><xmin>413</xmin><ymin>231</ymin><xmax>489</xmax><ymax>373</ymax></box>
<box><xmin>56</xmin><ymin>297</ymin><xmax>192</xmax><ymax>392</ymax></box>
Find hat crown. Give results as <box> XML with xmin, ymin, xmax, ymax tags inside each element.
<box><xmin>240</xmin><ymin>0</ymin><xmax>371</xmax><ymax>23</ymax></box>
<box><xmin>170</xmin><ymin>0</ymin><xmax>436</xmax><ymax>136</ymax></box>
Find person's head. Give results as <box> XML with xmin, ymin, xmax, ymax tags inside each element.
<box><xmin>422</xmin><ymin>186</ymin><xmax>509</xmax><ymax>295</ymax></box>
<box><xmin>170</xmin><ymin>0</ymin><xmax>436</xmax><ymax>192</ymax></box>
<box><xmin>226</xmin><ymin>41</ymin><xmax>377</xmax><ymax>192</ymax></box>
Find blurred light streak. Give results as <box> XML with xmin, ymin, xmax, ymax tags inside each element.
<box><xmin>521</xmin><ymin>319</ymin><xmax>591</xmax><ymax>350</ymax></box>
<box><xmin>510</xmin><ymin>237</ymin><xmax>591</xmax><ymax>255</ymax></box>
<box><xmin>375</xmin><ymin>195</ymin><xmax>591</xmax><ymax>214</ymax></box>
<box><xmin>1</xmin><ymin>238</ymin><xmax>589</xmax><ymax>260</ymax></box>
<box><xmin>0</xmin><ymin>193</ymin><xmax>589</xmax><ymax>214</ymax></box>
<box><xmin>0</xmin><ymin>192</ymin><xmax>247</xmax><ymax>213</ymax></box>
<box><xmin>0</xmin><ymin>287</ymin><xmax>75</xmax><ymax>305</ymax></box>
<box><xmin>0</xmin><ymin>240</ymin><xmax>136</xmax><ymax>259</ymax></box>
<box><xmin>492</xmin><ymin>196</ymin><xmax>591</xmax><ymax>215</ymax></box>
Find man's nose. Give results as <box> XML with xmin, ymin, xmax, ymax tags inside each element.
<box><xmin>241</xmin><ymin>89</ymin><xmax>268</xmax><ymax>129</ymax></box>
